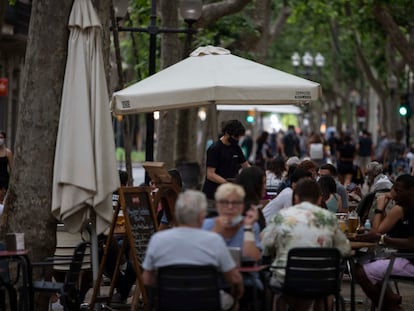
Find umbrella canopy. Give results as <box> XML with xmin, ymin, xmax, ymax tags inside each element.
<box><xmin>52</xmin><ymin>0</ymin><xmax>119</xmax><ymax>235</ymax></box>
<box><xmin>217</xmin><ymin>104</ymin><xmax>302</xmax><ymax>114</ymax></box>
<box><xmin>111</xmin><ymin>46</ymin><xmax>322</xmax><ymax>114</ymax></box>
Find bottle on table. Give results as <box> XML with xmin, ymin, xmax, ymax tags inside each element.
<box><xmin>364</xmin><ymin>219</ymin><xmax>371</xmax><ymax>232</ymax></box>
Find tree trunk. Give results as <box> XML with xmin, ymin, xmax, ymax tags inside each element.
<box><xmin>0</xmin><ymin>1</ymin><xmax>112</xmax><ymax>309</ymax></box>
<box><xmin>0</xmin><ymin>0</ymin><xmax>73</xmax><ymax>309</ymax></box>
<box><xmin>156</xmin><ymin>110</ymin><xmax>177</xmax><ymax>169</ymax></box>
<box><xmin>157</xmin><ymin>0</ymin><xmax>181</xmax><ymax>169</ymax></box>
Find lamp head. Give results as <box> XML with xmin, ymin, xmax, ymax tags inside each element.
<box><xmin>291</xmin><ymin>52</ymin><xmax>300</xmax><ymax>67</ymax></box>
<box><xmin>113</xmin><ymin>0</ymin><xmax>129</xmax><ymax>20</ymax></box>
<box><xmin>315</xmin><ymin>52</ymin><xmax>325</xmax><ymax>67</ymax></box>
<box><xmin>387</xmin><ymin>74</ymin><xmax>398</xmax><ymax>90</ymax></box>
<box><xmin>302</xmin><ymin>51</ymin><xmax>313</xmax><ymax>67</ymax></box>
<box><xmin>180</xmin><ymin>0</ymin><xmax>203</xmax><ymax>22</ymax></box>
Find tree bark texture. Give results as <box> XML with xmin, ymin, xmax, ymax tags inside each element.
<box><xmin>1</xmin><ymin>0</ymin><xmax>112</xmax><ymax>309</ymax></box>
<box><xmin>1</xmin><ymin>0</ymin><xmax>72</xmax><ymax>257</ymax></box>
<box><xmin>0</xmin><ymin>0</ymin><xmax>72</xmax><ymax>309</ymax></box>
<box><xmin>156</xmin><ymin>0</ymin><xmax>180</xmax><ymax>168</ymax></box>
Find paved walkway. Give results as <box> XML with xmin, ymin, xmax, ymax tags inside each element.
<box><xmin>341</xmin><ymin>279</ymin><xmax>414</xmax><ymax>310</ymax></box>
<box><xmin>58</xmin><ymin>279</ymin><xmax>412</xmax><ymax>311</ymax></box>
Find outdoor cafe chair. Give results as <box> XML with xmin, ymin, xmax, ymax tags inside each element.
<box><xmin>148</xmin><ymin>264</ymin><xmax>222</xmax><ymax>311</ymax></box>
<box><xmin>31</xmin><ymin>241</ymin><xmax>90</xmax><ymax>311</ymax></box>
<box><xmin>268</xmin><ymin>247</ymin><xmax>344</xmax><ymax>311</ymax></box>
<box><xmin>377</xmin><ymin>252</ymin><xmax>414</xmax><ymax>311</ymax></box>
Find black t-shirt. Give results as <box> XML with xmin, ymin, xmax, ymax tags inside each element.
<box><xmin>283</xmin><ymin>132</ymin><xmax>299</xmax><ymax>157</ymax></box>
<box><xmin>202</xmin><ymin>139</ymin><xmax>246</xmax><ymax>199</ymax></box>
<box><xmin>389</xmin><ymin>206</ymin><xmax>414</xmax><ymax>239</ymax></box>
<box><xmin>337</xmin><ymin>143</ymin><xmax>356</xmax><ymax>161</ymax></box>
<box><xmin>358</xmin><ymin>136</ymin><xmax>373</xmax><ymax>157</ymax></box>
<box><xmin>388</xmin><ymin>205</ymin><xmax>414</xmax><ymax>262</ymax></box>
<box><xmin>328</xmin><ymin>136</ymin><xmax>338</xmax><ymax>155</ymax></box>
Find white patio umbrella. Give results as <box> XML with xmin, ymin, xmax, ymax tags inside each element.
<box><xmin>217</xmin><ymin>104</ymin><xmax>302</xmax><ymax>114</ymax></box>
<box><xmin>110</xmin><ymin>45</ymin><xmax>322</xmax><ymax>114</ymax></box>
<box><xmin>52</xmin><ymin>0</ymin><xmax>119</xmax><ymax>293</ymax></box>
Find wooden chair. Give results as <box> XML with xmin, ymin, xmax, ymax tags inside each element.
<box><xmin>377</xmin><ymin>252</ymin><xmax>414</xmax><ymax>311</ymax></box>
<box><xmin>151</xmin><ymin>264</ymin><xmax>222</xmax><ymax>311</ymax></box>
<box><xmin>269</xmin><ymin>247</ymin><xmax>344</xmax><ymax>311</ymax></box>
<box><xmin>31</xmin><ymin>241</ymin><xmax>90</xmax><ymax>311</ymax></box>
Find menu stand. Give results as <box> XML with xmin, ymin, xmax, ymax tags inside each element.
<box><xmin>89</xmin><ymin>186</ymin><xmax>157</xmax><ymax>310</ymax></box>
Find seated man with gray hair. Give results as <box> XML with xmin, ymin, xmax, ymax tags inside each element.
<box><xmin>357</xmin><ymin>161</ymin><xmax>394</xmax><ymax>224</ymax></box>
<box><xmin>366</xmin><ymin>161</ymin><xmax>393</xmax><ymax>193</ymax></box>
<box><xmin>142</xmin><ymin>190</ymin><xmax>244</xmax><ymax>310</ymax></box>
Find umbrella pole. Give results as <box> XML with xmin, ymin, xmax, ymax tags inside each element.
<box><xmin>87</xmin><ymin>213</ymin><xmax>101</xmax><ymax>311</ymax></box>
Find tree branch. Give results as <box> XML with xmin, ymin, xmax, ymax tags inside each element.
<box><xmin>373</xmin><ymin>4</ymin><xmax>414</xmax><ymax>73</ymax></box>
<box><xmin>197</xmin><ymin>0</ymin><xmax>252</xmax><ymax>28</ymax></box>
<box><xmin>268</xmin><ymin>6</ymin><xmax>291</xmax><ymax>41</ymax></box>
<box><xmin>352</xmin><ymin>31</ymin><xmax>386</xmax><ymax>99</ymax></box>
<box><xmin>227</xmin><ymin>0</ymin><xmax>291</xmax><ymax>61</ymax></box>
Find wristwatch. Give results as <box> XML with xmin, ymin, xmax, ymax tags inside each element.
<box><xmin>374</xmin><ymin>208</ymin><xmax>385</xmax><ymax>214</ymax></box>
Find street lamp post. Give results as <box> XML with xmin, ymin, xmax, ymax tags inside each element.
<box><xmin>291</xmin><ymin>51</ymin><xmax>324</xmax><ymax>135</ymax></box>
<box><xmin>302</xmin><ymin>51</ymin><xmax>313</xmax><ymax>78</ymax></box>
<box><xmin>291</xmin><ymin>52</ymin><xmax>300</xmax><ymax>75</ymax></box>
<box><xmin>113</xmin><ymin>0</ymin><xmax>202</xmax><ymax>183</ymax></box>
<box><xmin>291</xmin><ymin>51</ymin><xmax>325</xmax><ymax>80</ymax></box>
<box><xmin>314</xmin><ymin>52</ymin><xmax>325</xmax><ymax>77</ymax></box>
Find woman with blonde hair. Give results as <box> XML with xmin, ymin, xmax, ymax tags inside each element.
<box><xmin>203</xmin><ymin>183</ymin><xmax>263</xmax><ymax>309</ymax></box>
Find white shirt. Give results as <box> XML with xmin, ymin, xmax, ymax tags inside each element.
<box><xmin>142</xmin><ymin>227</ymin><xmax>235</xmax><ymax>273</ymax></box>
<box><xmin>262</xmin><ymin>187</ymin><xmax>293</xmax><ymax>223</ymax></box>
<box><xmin>310</xmin><ymin>143</ymin><xmax>324</xmax><ymax>160</ymax></box>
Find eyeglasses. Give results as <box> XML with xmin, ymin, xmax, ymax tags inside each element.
<box><xmin>217</xmin><ymin>200</ymin><xmax>243</xmax><ymax>206</ymax></box>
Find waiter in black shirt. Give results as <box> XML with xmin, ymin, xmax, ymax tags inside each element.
<box><xmin>202</xmin><ymin>120</ymin><xmax>250</xmax><ymax>201</ymax></box>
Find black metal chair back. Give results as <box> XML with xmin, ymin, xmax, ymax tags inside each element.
<box><xmin>156</xmin><ymin>264</ymin><xmax>221</xmax><ymax>311</ymax></box>
<box><xmin>268</xmin><ymin>247</ymin><xmax>343</xmax><ymax>311</ymax></box>
<box><xmin>61</xmin><ymin>241</ymin><xmax>89</xmax><ymax>309</ymax></box>
<box><xmin>32</xmin><ymin>241</ymin><xmax>90</xmax><ymax>311</ymax></box>
<box><xmin>283</xmin><ymin>247</ymin><xmax>342</xmax><ymax>299</ymax></box>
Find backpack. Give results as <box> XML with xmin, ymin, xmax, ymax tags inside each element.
<box><xmin>356</xmin><ymin>192</ymin><xmax>376</xmax><ymax>224</ymax></box>
<box><xmin>356</xmin><ymin>189</ymin><xmax>390</xmax><ymax>224</ymax></box>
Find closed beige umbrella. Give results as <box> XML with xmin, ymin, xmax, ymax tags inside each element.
<box><xmin>52</xmin><ymin>0</ymin><xmax>119</xmax><ymax>295</ymax></box>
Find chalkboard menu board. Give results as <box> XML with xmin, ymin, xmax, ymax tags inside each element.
<box><xmin>119</xmin><ymin>186</ymin><xmax>158</xmax><ymax>263</ymax></box>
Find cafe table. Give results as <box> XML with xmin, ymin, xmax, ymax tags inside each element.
<box><xmin>347</xmin><ymin>240</ymin><xmax>378</xmax><ymax>311</ymax></box>
<box><xmin>0</xmin><ymin>249</ymin><xmax>33</xmax><ymax>311</ymax></box>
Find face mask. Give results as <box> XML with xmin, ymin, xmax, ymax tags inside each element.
<box><xmin>230</xmin><ymin>215</ymin><xmax>243</xmax><ymax>227</ymax></box>
<box><xmin>228</xmin><ymin>137</ymin><xmax>239</xmax><ymax>146</ymax></box>
<box><xmin>0</xmin><ymin>138</ymin><xmax>4</xmax><ymax>146</ymax></box>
